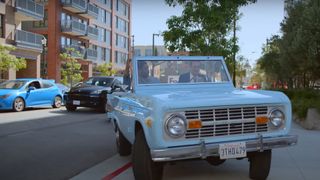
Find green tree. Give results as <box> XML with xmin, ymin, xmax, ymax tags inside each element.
<box><xmin>95</xmin><ymin>63</ymin><xmax>116</xmax><ymax>76</ymax></box>
<box><xmin>163</xmin><ymin>0</ymin><xmax>255</xmax><ymax>58</ymax></box>
<box><xmin>0</xmin><ymin>45</ymin><xmax>26</xmax><ymax>78</ymax></box>
<box><xmin>60</xmin><ymin>48</ymin><xmax>82</xmax><ymax>86</ymax></box>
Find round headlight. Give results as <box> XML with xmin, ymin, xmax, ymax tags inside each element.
<box><xmin>165</xmin><ymin>114</ymin><xmax>186</xmax><ymax>138</ymax></box>
<box><xmin>269</xmin><ymin>109</ymin><xmax>285</xmax><ymax>127</ymax></box>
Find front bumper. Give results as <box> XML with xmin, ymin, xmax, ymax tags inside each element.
<box><xmin>151</xmin><ymin>135</ymin><xmax>298</xmax><ymax>162</ymax></box>
<box><xmin>64</xmin><ymin>94</ymin><xmax>104</xmax><ymax>108</ymax></box>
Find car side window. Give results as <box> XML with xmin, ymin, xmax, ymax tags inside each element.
<box><xmin>42</xmin><ymin>81</ymin><xmax>53</xmax><ymax>89</ymax></box>
<box><xmin>28</xmin><ymin>81</ymin><xmax>41</xmax><ymax>89</ymax></box>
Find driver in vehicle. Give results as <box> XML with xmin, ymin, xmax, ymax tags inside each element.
<box><xmin>179</xmin><ymin>61</ymin><xmax>208</xmax><ymax>83</ymax></box>
<box><xmin>138</xmin><ymin>61</ymin><xmax>160</xmax><ymax>84</ymax></box>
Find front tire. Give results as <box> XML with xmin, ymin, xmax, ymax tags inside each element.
<box><xmin>66</xmin><ymin>104</ymin><xmax>77</xmax><ymax>112</ymax></box>
<box><xmin>52</xmin><ymin>96</ymin><xmax>62</xmax><ymax>108</ymax></box>
<box><xmin>132</xmin><ymin>130</ymin><xmax>163</xmax><ymax>180</ymax></box>
<box><xmin>13</xmin><ymin>97</ymin><xmax>25</xmax><ymax>112</ymax></box>
<box><xmin>115</xmin><ymin>126</ymin><xmax>131</xmax><ymax>156</ymax></box>
<box><xmin>249</xmin><ymin>150</ymin><xmax>272</xmax><ymax>180</ymax></box>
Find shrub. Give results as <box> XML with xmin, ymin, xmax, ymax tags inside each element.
<box><xmin>279</xmin><ymin>89</ymin><xmax>320</xmax><ymax>120</ymax></box>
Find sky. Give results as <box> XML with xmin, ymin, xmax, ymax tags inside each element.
<box><xmin>132</xmin><ymin>0</ymin><xmax>285</xmax><ymax>64</ymax></box>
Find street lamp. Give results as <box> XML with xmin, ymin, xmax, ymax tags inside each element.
<box><xmin>152</xmin><ymin>33</ymin><xmax>159</xmax><ymax>56</ymax></box>
<box><xmin>41</xmin><ymin>37</ymin><xmax>47</xmax><ymax>78</ymax></box>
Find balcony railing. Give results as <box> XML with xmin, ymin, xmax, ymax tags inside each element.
<box><xmin>87</xmin><ymin>3</ymin><xmax>99</xmax><ymax>19</ymax></box>
<box><xmin>15</xmin><ymin>30</ymin><xmax>43</xmax><ymax>52</ymax></box>
<box><xmin>87</xmin><ymin>26</ymin><xmax>98</xmax><ymax>40</ymax></box>
<box><xmin>15</xmin><ymin>0</ymin><xmax>44</xmax><ymax>20</ymax></box>
<box><xmin>86</xmin><ymin>48</ymin><xmax>98</xmax><ymax>61</ymax></box>
<box><xmin>61</xmin><ymin>45</ymin><xmax>86</xmax><ymax>59</ymax></box>
<box><xmin>61</xmin><ymin>20</ymin><xmax>87</xmax><ymax>36</ymax></box>
<box><xmin>61</xmin><ymin>0</ymin><xmax>87</xmax><ymax>13</ymax></box>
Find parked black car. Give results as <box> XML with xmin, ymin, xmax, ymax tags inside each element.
<box><xmin>64</xmin><ymin>76</ymin><xmax>122</xmax><ymax>112</ymax></box>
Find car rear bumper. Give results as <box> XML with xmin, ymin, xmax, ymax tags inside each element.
<box><xmin>150</xmin><ymin>135</ymin><xmax>298</xmax><ymax>162</ymax></box>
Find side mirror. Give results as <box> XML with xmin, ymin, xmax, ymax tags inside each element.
<box><xmin>28</xmin><ymin>86</ymin><xmax>36</xmax><ymax>91</ymax></box>
<box><xmin>111</xmin><ymin>79</ymin><xmax>125</xmax><ymax>92</ymax></box>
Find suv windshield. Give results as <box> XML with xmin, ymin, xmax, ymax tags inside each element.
<box><xmin>83</xmin><ymin>77</ymin><xmax>114</xmax><ymax>87</ymax></box>
<box><xmin>0</xmin><ymin>80</ymin><xmax>27</xmax><ymax>89</ymax></box>
<box><xmin>137</xmin><ymin>60</ymin><xmax>229</xmax><ymax>85</ymax></box>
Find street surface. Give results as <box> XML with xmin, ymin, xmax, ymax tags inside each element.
<box><xmin>1</xmin><ymin>108</ymin><xmax>320</xmax><ymax>180</ymax></box>
<box><xmin>0</xmin><ymin>107</ymin><xmax>116</xmax><ymax>180</ymax></box>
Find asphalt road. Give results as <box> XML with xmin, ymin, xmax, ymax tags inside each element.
<box><xmin>0</xmin><ymin>107</ymin><xmax>116</xmax><ymax>180</ymax></box>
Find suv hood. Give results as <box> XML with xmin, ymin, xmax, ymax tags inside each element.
<box><xmin>135</xmin><ymin>89</ymin><xmax>290</xmax><ymax>110</ymax></box>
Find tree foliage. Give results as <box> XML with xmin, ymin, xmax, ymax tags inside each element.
<box><xmin>258</xmin><ymin>0</ymin><xmax>320</xmax><ymax>89</ymax></box>
<box><xmin>95</xmin><ymin>63</ymin><xmax>116</xmax><ymax>76</ymax></box>
<box><xmin>163</xmin><ymin>0</ymin><xmax>256</xmax><ymax>59</ymax></box>
<box><xmin>0</xmin><ymin>45</ymin><xmax>26</xmax><ymax>76</ymax></box>
<box><xmin>60</xmin><ymin>48</ymin><xmax>82</xmax><ymax>86</ymax></box>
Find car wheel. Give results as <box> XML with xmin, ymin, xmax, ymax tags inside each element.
<box><xmin>13</xmin><ymin>97</ymin><xmax>25</xmax><ymax>112</ymax></box>
<box><xmin>132</xmin><ymin>129</ymin><xmax>163</xmax><ymax>180</ymax></box>
<box><xmin>249</xmin><ymin>150</ymin><xmax>271</xmax><ymax>180</ymax></box>
<box><xmin>206</xmin><ymin>156</ymin><xmax>226</xmax><ymax>166</ymax></box>
<box><xmin>66</xmin><ymin>104</ymin><xmax>77</xmax><ymax>112</ymax></box>
<box><xmin>52</xmin><ymin>96</ymin><xmax>62</xmax><ymax>108</ymax></box>
<box><xmin>115</xmin><ymin>125</ymin><xmax>131</xmax><ymax>156</ymax></box>
<box><xmin>98</xmin><ymin>102</ymin><xmax>107</xmax><ymax>113</ymax></box>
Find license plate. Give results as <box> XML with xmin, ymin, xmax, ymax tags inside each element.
<box><xmin>73</xmin><ymin>100</ymin><xmax>80</xmax><ymax>105</ymax></box>
<box><xmin>219</xmin><ymin>142</ymin><xmax>247</xmax><ymax>159</ymax></box>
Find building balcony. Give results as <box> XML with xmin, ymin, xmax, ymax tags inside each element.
<box><xmin>79</xmin><ymin>3</ymin><xmax>99</xmax><ymax>19</ymax></box>
<box><xmin>61</xmin><ymin>0</ymin><xmax>87</xmax><ymax>13</ymax></box>
<box><xmin>61</xmin><ymin>20</ymin><xmax>87</xmax><ymax>36</ymax></box>
<box><xmin>86</xmin><ymin>48</ymin><xmax>97</xmax><ymax>61</ymax></box>
<box><xmin>15</xmin><ymin>29</ymin><xmax>43</xmax><ymax>52</ymax></box>
<box><xmin>82</xmin><ymin>26</ymin><xmax>98</xmax><ymax>40</ymax></box>
<box><xmin>15</xmin><ymin>0</ymin><xmax>44</xmax><ymax>21</ymax></box>
<box><xmin>61</xmin><ymin>45</ymin><xmax>86</xmax><ymax>59</ymax></box>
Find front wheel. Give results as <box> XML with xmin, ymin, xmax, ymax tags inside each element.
<box><xmin>52</xmin><ymin>96</ymin><xmax>62</xmax><ymax>108</ymax></box>
<box><xmin>66</xmin><ymin>104</ymin><xmax>77</xmax><ymax>112</ymax></box>
<box><xmin>249</xmin><ymin>150</ymin><xmax>272</xmax><ymax>180</ymax></box>
<box><xmin>13</xmin><ymin>97</ymin><xmax>25</xmax><ymax>112</ymax></box>
<box><xmin>115</xmin><ymin>126</ymin><xmax>131</xmax><ymax>156</ymax></box>
<box><xmin>132</xmin><ymin>130</ymin><xmax>163</xmax><ymax>180</ymax></box>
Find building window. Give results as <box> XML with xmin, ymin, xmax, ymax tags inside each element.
<box><xmin>145</xmin><ymin>49</ymin><xmax>153</xmax><ymax>56</ymax></box>
<box><xmin>105</xmin><ymin>48</ymin><xmax>110</xmax><ymax>62</ymax></box>
<box><xmin>101</xmin><ymin>47</ymin><xmax>106</xmax><ymax>61</ymax></box>
<box><xmin>134</xmin><ymin>49</ymin><xmax>141</xmax><ymax>56</ymax></box>
<box><xmin>116</xmin><ymin>34</ymin><xmax>128</xmax><ymax>49</ymax></box>
<box><xmin>115</xmin><ymin>51</ymin><xmax>127</xmax><ymax>64</ymax></box>
<box><xmin>117</xmin><ymin>0</ymin><xmax>128</xmax><ymax>17</ymax></box>
<box><xmin>106</xmin><ymin>30</ymin><xmax>111</xmax><ymax>45</ymax></box>
<box><xmin>97</xmin><ymin>0</ymin><xmax>112</xmax><ymax>9</ymax></box>
<box><xmin>0</xmin><ymin>14</ymin><xmax>4</xmax><ymax>38</ymax></box>
<box><xmin>106</xmin><ymin>11</ymin><xmax>111</xmax><ymax>27</ymax></box>
<box><xmin>33</xmin><ymin>10</ymin><xmax>48</xmax><ymax>28</ymax></box>
<box><xmin>98</xmin><ymin>27</ymin><xmax>107</xmax><ymax>43</ymax></box>
<box><xmin>98</xmin><ymin>8</ymin><xmax>106</xmax><ymax>24</ymax></box>
<box><xmin>116</xmin><ymin>17</ymin><xmax>128</xmax><ymax>33</ymax></box>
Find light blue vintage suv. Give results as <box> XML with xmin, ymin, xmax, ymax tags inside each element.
<box><xmin>107</xmin><ymin>56</ymin><xmax>298</xmax><ymax>180</ymax></box>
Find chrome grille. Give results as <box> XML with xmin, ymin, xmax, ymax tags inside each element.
<box><xmin>185</xmin><ymin>106</ymin><xmax>268</xmax><ymax>139</ymax></box>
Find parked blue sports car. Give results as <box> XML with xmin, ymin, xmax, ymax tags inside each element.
<box><xmin>0</xmin><ymin>79</ymin><xmax>63</xmax><ymax>112</ymax></box>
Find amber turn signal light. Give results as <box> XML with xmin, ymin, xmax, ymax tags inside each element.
<box><xmin>255</xmin><ymin>116</ymin><xmax>269</xmax><ymax>124</ymax></box>
<box><xmin>188</xmin><ymin>120</ymin><xmax>202</xmax><ymax>129</ymax></box>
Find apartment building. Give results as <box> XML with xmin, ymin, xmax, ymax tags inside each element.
<box><xmin>0</xmin><ymin>0</ymin><xmax>45</xmax><ymax>80</ymax></box>
<box><xmin>1</xmin><ymin>0</ymin><xmax>131</xmax><ymax>82</ymax></box>
<box><xmin>134</xmin><ymin>45</ymin><xmax>168</xmax><ymax>56</ymax></box>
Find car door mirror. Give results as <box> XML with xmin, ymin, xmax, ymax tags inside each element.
<box><xmin>111</xmin><ymin>79</ymin><xmax>125</xmax><ymax>92</ymax></box>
